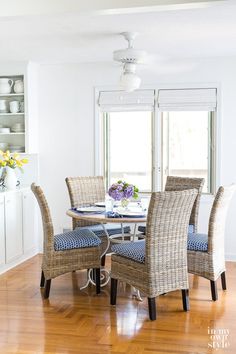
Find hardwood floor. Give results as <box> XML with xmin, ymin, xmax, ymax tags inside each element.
<box><xmin>0</xmin><ymin>255</ymin><xmax>235</xmax><ymax>354</ymax></box>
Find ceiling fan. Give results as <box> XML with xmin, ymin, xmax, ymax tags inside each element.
<box><xmin>113</xmin><ymin>31</ymin><xmax>196</xmax><ymax>92</ymax></box>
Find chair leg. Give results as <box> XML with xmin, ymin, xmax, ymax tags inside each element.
<box><xmin>110</xmin><ymin>278</ymin><xmax>118</xmax><ymax>305</ymax></box>
<box><xmin>91</xmin><ymin>269</ymin><xmax>96</xmax><ymax>282</ymax></box>
<box><xmin>221</xmin><ymin>272</ymin><xmax>227</xmax><ymax>290</ymax></box>
<box><xmin>40</xmin><ymin>271</ymin><xmax>45</xmax><ymax>288</ymax></box>
<box><xmin>101</xmin><ymin>255</ymin><xmax>106</xmax><ymax>267</ymax></box>
<box><xmin>44</xmin><ymin>279</ymin><xmax>51</xmax><ymax>299</ymax></box>
<box><xmin>148</xmin><ymin>297</ymin><xmax>156</xmax><ymax>321</ymax></box>
<box><xmin>210</xmin><ymin>280</ymin><xmax>218</xmax><ymax>301</ymax></box>
<box><xmin>181</xmin><ymin>289</ymin><xmax>190</xmax><ymax>311</ymax></box>
<box><xmin>95</xmin><ymin>268</ymin><xmax>100</xmax><ymax>295</ymax></box>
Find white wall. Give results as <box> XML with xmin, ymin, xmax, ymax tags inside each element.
<box><xmin>38</xmin><ymin>58</ymin><xmax>236</xmax><ymax>259</ymax></box>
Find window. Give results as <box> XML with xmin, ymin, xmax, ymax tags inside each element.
<box><xmin>104</xmin><ymin>111</ymin><xmax>153</xmax><ymax>192</ymax></box>
<box><xmin>97</xmin><ymin>87</ymin><xmax>217</xmax><ymax>194</ymax></box>
<box><xmin>162</xmin><ymin>111</ymin><xmax>215</xmax><ymax>193</ymax></box>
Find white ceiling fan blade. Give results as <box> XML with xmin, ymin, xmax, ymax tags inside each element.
<box><xmin>139</xmin><ymin>58</ymin><xmax>197</xmax><ymax>75</ymax></box>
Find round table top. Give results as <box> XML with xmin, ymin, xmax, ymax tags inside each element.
<box><xmin>66</xmin><ymin>209</ymin><xmax>147</xmax><ymax>224</ymax></box>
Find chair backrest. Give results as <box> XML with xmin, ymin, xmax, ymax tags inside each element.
<box><xmin>31</xmin><ymin>183</ymin><xmax>54</xmax><ymax>253</ymax></box>
<box><xmin>208</xmin><ymin>184</ymin><xmax>236</xmax><ymax>254</ymax></box>
<box><xmin>165</xmin><ymin>176</ymin><xmax>205</xmax><ymax>232</ymax></box>
<box><xmin>65</xmin><ymin>176</ymin><xmax>105</xmax><ymax>228</ymax></box>
<box><xmin>145</xmin><ymin>189</ymin><xmax>197</xmax><ymax>276</ymax></box>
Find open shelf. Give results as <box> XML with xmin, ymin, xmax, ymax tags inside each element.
<box><xmin>0</xmin><ymin>93</ymin><xmax>24</xmax><ymax>97</ymax></box>
<box><xmin>0</xmin><ymin>133</ymin><xmax>25</xmax><ymax>135</ymax></box>
<box><xmin>0</xmin><ymin>74</ymin><xmax>25</xmax><ymax>153</ymax></box>
<box><xmin>0</xmin><ymin>113</ymin><xmax>24</xmax><ymax>116</ymax></box>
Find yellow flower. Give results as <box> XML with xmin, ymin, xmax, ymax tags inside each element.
<box><xmin>16</xmin><ymin>161</ymin><xmax>23</xmax><ymax>167</ymax></box>
<box><xmin>0</xmin><ymin>151</ymin><xmax>29</xmax><ymax>170</ymax></box>
<box><xmin>21</xmin><ymin>158</ymin><xmax>28</xmax><ymax>164</ymax></box>
<box><xmin>13</xmin><ymin>153</ymin><xmax>19</xmax><ymax>160</ymax></box>
<box><xmin>3</xmin><ymin>152</ymin><xmax>10</xmax><ymax>161</ymax></box>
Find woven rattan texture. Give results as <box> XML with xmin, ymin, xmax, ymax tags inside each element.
<box><xmin>111</xmin><ymin>189</ymin><xmax>198</xmax><ymax>297</ymax></box>
<box><xmin>65</xmin><ymin>176</ymin><xmax>105</xmax><ymax>229</ymax></box>
<box><xmin>187</xmin><ymin>184</ymin><xmax>236</xmax><ymax>281</ymax></box>
<box><xmin>165</xmin><ymin>176</ymin><xmax>205</xmax><ymax>233</ymax></box>
<box><xmin>31</xmin><ymin>183</ymin><xmax>101</xmax><ymax>280</ymax></box>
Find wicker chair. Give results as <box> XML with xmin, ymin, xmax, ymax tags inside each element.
<box><xmin>165</xmin><ymin>176</ymin><xmax>205</xmax><ymax>233</ymax></box>
<box><xmin>31</xmin><ymin>183</ymin><xmax>101</xmax><ymax>299</ymax></box>
<box><xmin>65</xmin><ymin>176</ymin><xmax>130</xmax><ymax>263</ymax></box>
<box><xmin>110</xmin><ymin>189</ymin><xmax>198</xmax><ymax>321</ymax></box>
<box><xmin>138</xmin><ymin>176</ymin><xmax>204</xmax><ymax>235</ymax></box>
<box><xmin>187</xmin><ymin>184</ymin><xmax>236</xmax><ymax>301</ymax></box>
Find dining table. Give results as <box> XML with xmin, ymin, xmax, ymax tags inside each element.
<box><xmin>66</xmin><ymin>206</ymin><xmax>147</xmax><ymax>299</ymax></box>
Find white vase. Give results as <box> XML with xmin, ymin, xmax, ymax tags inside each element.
<box><xmin>0</xmin><ymin>78</ymin><xmax>13</xmax><ymax>94</ymax></box>
<box><xmin>13</xmin><ymin>80</ymin><xmax>24</xmax><ymax>93</ymax></box>
<box><xmin>5</xmin><ymin>167</ymin><xmax>17</xmax><ymax>190</ymax></box>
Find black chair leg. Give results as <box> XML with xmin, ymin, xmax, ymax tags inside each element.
<box><xmin>95</xmin><ymin>268</ymin><xmax>101</xmax><ymax>295</ymax></box>
<box><xmin>148</xmin><ymin>297</ymin><xmax>156</xmax><ymax>321</ymax></box>
<box><xmin>181</xmin><ymin>289</ymin><xmax>190</xmax><ymax>311</ymax></box>
<box><xmin>44</xmin><ymin>279</ymin><xmax>51</xmax><ymax>299</ymax></box>
<box><xmin>210</xmin><ymin>280</ymin><xmax>218</xmax><ymax>301</ymax></box>
<box><xmin>110</xmin><ymin>278</ymin><xmax>118</xmax><ymax>305</ymax></box>
<box><xmin>40</xmin><ymin>271</ymin><xmax>45</xmax><ymax>288</ymax></box>
<box><xmin>221</xmin><ymin>272</ymin><xmax>227</xmax><ymax>290</ymax></box>
<box><xmin>101</xmin><ymin>255</ymin><xmax>106</xmax><ymax>267</ymax></box>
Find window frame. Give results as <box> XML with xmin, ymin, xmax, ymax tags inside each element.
<box><xmin>95</xmin><ymin>84</ymin><xmax>220</xmax><ymax>196</ymax></box>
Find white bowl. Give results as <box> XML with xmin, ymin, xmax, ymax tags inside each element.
<box><xmin>0</xmin><ymin>127</ymin><xmax>10</xmax><ymax>133</ymax></box>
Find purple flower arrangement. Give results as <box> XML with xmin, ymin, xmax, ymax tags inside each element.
<box><xmin>108</xmin><ymin>180</ymin><xmax>139</xmax><ymax>201</ymax></box>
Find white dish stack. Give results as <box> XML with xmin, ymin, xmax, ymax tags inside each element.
<box><xmin>8</xmin><ymin>145</ymin><xmax>24</xmax><ymax>153</ymax></box>
<box><xmin>11</xmin><ymin>123</ymin><xmax>25</xmax><ymax>133</ymax></box>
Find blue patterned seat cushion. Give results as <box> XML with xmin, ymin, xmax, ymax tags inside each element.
<box><xmin>78</xmin><ymin>223</ymin><xmax>130</xmax><ymax>237</ymax></box>
<box><xmin>187</xmin><ymin>233</ymin><xmax>208</xmax><ymax>252</ymax></box>
<box><xmin>54</xmin><ymin>229</ymin><xmax>101</xmax><ymax>251</ymax></box>
<box><xmin>138</xmin><ymin>224</ymin><xmax>195</xmax><ymax>234</ymax></box>
<box><xmin>111</xmin><ymin>240</ymin><xmax>145</xmax><ymax>264</ymax></box>
<box><xmin>111</xmin><ymin>232</ymin><xmax>208</xmax><ymax>262</ymax></box>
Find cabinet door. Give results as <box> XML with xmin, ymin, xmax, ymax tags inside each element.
<box><xmin>22</xmin><ymin>189</ymin><xmax>36</xmax><ymax>253</ymax></box>
<box><xmin>0</xmin><ymin>195</ymin><xmax>5</xmax><ymax>266</ymax></box>
<box><xmin>5</xmin><ymin>192</ymin><xmax>23</xmax><ymax>263</ymax></box>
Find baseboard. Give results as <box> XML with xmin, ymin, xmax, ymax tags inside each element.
<box><xmin>0</xmin><ymin>248</ymin><xmax>39</xmax><ymax>275</ymax></box>
<box><xmin>225</xmin><ymin>254</ymin><xmax>236</xmax><ymax>262</ymax></box>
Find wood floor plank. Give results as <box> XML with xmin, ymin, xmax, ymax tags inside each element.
<box><xmin>0</xmin><ymin>255</ymin><xmax>235</xmax><ymax>353</ymax></box>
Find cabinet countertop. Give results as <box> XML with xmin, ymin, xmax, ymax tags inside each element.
<box><xmin>0</xmin><ymin>185</ymin><xmax>31</xmax><ymax>194</ymax></box>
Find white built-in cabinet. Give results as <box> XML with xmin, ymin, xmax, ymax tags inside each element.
<box><xmin>0</xmin><ymin>186</ymin><xmax>38</xmax><ymax>274</ymax></box>
<box><xmin>5</xmin><ymin>190</ymin><xmax>23</xmax><ymax>263</ymax></box>
<box><xmin>22</xmin><ymin>189</ymin><xmax>36</xmax><ymax>253</ymax></box>
<box><xmin>0</xmin><ymin>195</ymin><xmax>5</xmax><ymax>266</ymax></box>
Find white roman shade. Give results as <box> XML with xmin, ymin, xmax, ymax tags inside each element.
<box><xmin>98</xmin><ymin>89</ymin><xmax>155</xmax><ymax>112</ymax></box>
<box><xmin>157</xmin><ymin>88</ymin><xmax>217</xmax><ymax>111</ymax></box>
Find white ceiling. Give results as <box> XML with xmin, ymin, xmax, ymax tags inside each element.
<box><xmin>0</xmin><ymin>1</ymin><xmax>236</xmax><ymax>63</ymax></box>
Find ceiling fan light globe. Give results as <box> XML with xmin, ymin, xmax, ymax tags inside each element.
<box><xmin>120</xmin><ymin>72</ymin><xmax>141</xmax><ymax>92</ymax></box>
